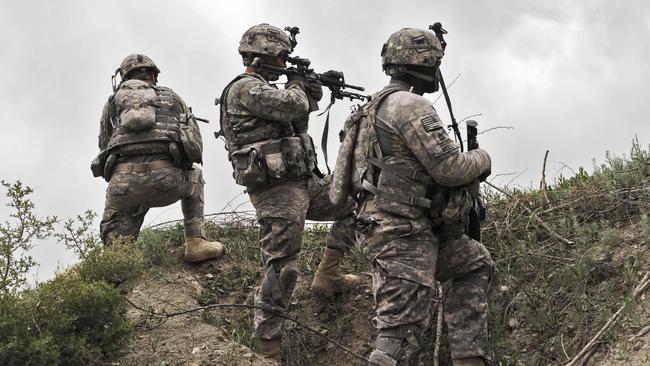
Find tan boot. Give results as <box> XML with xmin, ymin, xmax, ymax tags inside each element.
<box><xmin>257</xmin><ymin>338</ymin><xmax>282</xmax><ymax>362</ymax></box>
<box><xmin>453</xmin><ymin>357</ymin><xmax>486</xmax><ymax>366</ymax></box>
<box><xmin>311</xmin><ymin>247</ymin><xmax>360</xmax><ymax>296</ymax></box>
<box><xmin>183</xmin><ymin>237</ymin><xmax>223</xmax><ymax>263</ymax></box>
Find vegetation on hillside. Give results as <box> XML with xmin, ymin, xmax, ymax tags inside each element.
<box><xmin>1</xmin><ymin>140</ymin><xmax>649</xmax><ymax>365</ymax></box>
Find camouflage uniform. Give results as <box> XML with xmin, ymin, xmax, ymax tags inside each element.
<box><xmin>328</xmin><ymin>28</ymin><xmax>493</xmax><ymax>365</ymax></box>
<box><xmin>356</xmin><ymin>79</ymin><xmax>493</xmax><ymax>365</ymax></box>
<box><xmin>221</xmin><ymin>72</ymin><xmax>355</xmax><ymax>341</ymax></box>
<box><xmin>97</xmin><ymin>55</ymin><xmax>213</xmax><ymax>253</ymax></box>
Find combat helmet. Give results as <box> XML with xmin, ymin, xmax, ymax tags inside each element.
<box><xmin>381</xmin><ymin>28</ymin><xmax>444</xmax><ymax>77</ymax></box>
<box><xmin>238</xmin><ymin>23</ymin><xmax>293</xmax><ymax>65</ymax></box>
<box><xmin>118</xmin><ymin>54</ymin><xmax>160</xmax><ymax>79</ymax></box>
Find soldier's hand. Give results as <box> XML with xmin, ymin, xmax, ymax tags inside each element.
<box><xmin>479</xmin><ymin>168</ymin><xmax>491</xmax><ymax>182</ymax></box>
<box><xmin>309</xmin><ymin>80</ymin><xmax>323</xmax><ymax>102</ymax></box>
<box><xmin>286</xmin><ymin>72</ymin><xmax>307</xmax><ymax>91</ymax></box>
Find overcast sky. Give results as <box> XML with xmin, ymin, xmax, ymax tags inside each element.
<box><xmin>1</xmin><ymin>0</ymin><xmax>649</xmax><ymax>281</ymax></box>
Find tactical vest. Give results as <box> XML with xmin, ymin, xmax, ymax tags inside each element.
<box><xmin>330</xmin><ymin>87</ymin><xmax>434</xmax><ymax>219</ymax></box>
<box><xmin>219</xmin><ymin>74</ymin><xmax>316</xmax><ymax>188</ymax></box>
<box><xmin>107</xmin><ymin>81</ymin><xmax>184</xmax><ymax>158</ymax></box>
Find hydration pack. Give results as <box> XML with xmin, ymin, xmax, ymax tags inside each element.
<box><xmin>329</xmin><ymin>87</ymin><xmax>400</xmax><ymax>206</ymax></box>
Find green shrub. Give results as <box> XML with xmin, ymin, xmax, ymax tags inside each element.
<box><xmin>76</xmin><ymin>240</ymin><xmax>145</xmax><ymax>285</ymax></box>
<box><xmin>0</xmin><ymin>275</ymin><xmax>132</xmax><ymax>366</ymax></box>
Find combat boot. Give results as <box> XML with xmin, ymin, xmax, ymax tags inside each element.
<box><xmin>183</xmin><ymin>237</ymin><xmax>223</xmax><ymax>263</ymax></box>
<box><xmin>311</xmin><ymin>247</ymin><xmax>360</xmax><ymax>296</ymax></box>
<box><xmin>453</xmin><ymin>357</ymin><xmax>486</xmax><ymax>366</ymax></box>
<box><xmin>257</xmin><ymin>338</ymin><xmax>282</xmax><ymax>362</ymax></box>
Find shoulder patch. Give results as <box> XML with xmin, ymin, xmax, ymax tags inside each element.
<box><xmin>421</xmin><ymin>115</ymin><xmax>442</xmax><ymax>132</ymax></box>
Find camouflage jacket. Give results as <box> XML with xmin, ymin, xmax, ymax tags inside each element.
<box><xmin>375</xmin><ymin>79</ymin><xmax>491</xmax><ymax>187</ymax></box>
<box><xmin>355</xmin><ymin>79</ymin><xmax>491</xmax><ymax>219</ymax></box>
<box><xmin>220</xmin><ymin>72</ymin><xmax>310</xmax><ymax>152</ymax></box>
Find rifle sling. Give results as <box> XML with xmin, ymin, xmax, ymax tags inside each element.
<box><xmin>319</xmin><ymin>99</ymin><xmax>335</xmax><ymax>175</ymax></box>
<box><xmin>437</xmin><ymin>68</ymin><xmax>464</xmax><ymax>152</ymax></box>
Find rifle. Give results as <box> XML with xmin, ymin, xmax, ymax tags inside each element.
<box><xmin>430</xmin><ymin>22</ymin><xmax>485</xmax><ymax>241</ymax></box>
<box><xmin>254</xmin><ymin>26</ymin><xmax>370</xmax><ymax>174</ymax></box>
<box><xmin>256</xmin><ymin>59</ymin><xmax>369</xmax><ymax>109</ymax></box>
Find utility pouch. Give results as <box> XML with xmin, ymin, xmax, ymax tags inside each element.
<box><xmin>103</xmin><ymin>154</ymin><xmax>117</xmax><ymax>182</ymax></box>
<box><xmin>297</xmin><ymin>133</ymin><xmax>317</xmax><ymax>173</ymax></box>
<box><xmin>90</xmin><ymin>150</ymin><xmax>107</xmax><ymax>178</ymax></box>
<box><xmin>231</xmin><ymin>146</ymin><xmax>267</xmax><ymax>187</ymax></box>
<box><xmin>120</xmin><ymin>108</ymin><xmax>156</xmax><ymax>131</ymax></box>
<box><xmin>179</xmin><ymin>112</ymin><xmax>203</xmax><ymax>164</ymax></box>
<box><xmin>261</xmin><ymin>141</ymin><xmax>287</xmax><ymax>178</ymax></box>
<box><xmin>281</xmin><ymin>136</ymin><xmax>307</xmax><ymax>178</ymax></box>
<box><xmin>427</xmin><ymin>187</ymin><xmax>448</xmax><ymax>228</ymax></box>
<box><xmin>441</xmin><ymin>187</ymin><xmax>474</xmax><ymax>225</ymax></box>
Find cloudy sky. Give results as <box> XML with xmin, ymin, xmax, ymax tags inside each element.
<box><xmin>1</xmin><ymin>0</ymin><xmax>649</xmax><ymax>281</ymax></box>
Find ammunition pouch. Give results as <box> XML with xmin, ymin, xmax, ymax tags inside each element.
<box><xmin>230</xmin><ymin>136</ymin><xmax>313</xmax><ymax>188</ymax></box>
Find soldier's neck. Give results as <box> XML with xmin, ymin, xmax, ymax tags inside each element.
<box><xmin>388</xmin><ymin>77</ymin><xmax>414</xmax><ymax>93</ymax></box>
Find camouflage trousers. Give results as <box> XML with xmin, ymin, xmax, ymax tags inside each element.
<box><xmin>100</xmin><ymin>162</ymin><xmax>205</xmax><ymax>245</ymax></box>
<box><xmin>249</xmin><ymin>175</ymin><xmax>356</xmax><ymax>340</ymax></box>
<box><xmin>357</xmin><ymin>202</ymin><xmax>493</xmax><ymax>361</ymax></box>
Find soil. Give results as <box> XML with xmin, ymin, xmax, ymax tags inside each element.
<box><xmin>117</xmin><ymin>265</ymin><xmax>273</xmax><ymax>366</ymax></box>
<box><xmin>117</xmin><ymin>253</ymin><xmax>377</xmax><ymax>366</ymax></box>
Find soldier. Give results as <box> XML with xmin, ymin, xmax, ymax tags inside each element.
<box><xmin>95</xmin><ymin>54</ymin><xmax>223</xmax><ymax>263</ymax></box>
<box><xmin>331</xmin><ymin>28</ymin><xmax>493</xmax><ymax>366</ymax></box>
<box><xmin>218</xmin><ymin>24</ymin><xmax>359</xmax><ymax>360</ymax></box>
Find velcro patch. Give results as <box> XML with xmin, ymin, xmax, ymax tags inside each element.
<box><xmin>421</xmin><ymin>116</ymin><xmax>439</xmax><ymax>132</ymax></box>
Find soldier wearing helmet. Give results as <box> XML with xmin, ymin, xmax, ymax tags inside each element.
<box><xmin>95</xmin><ymin>53</ymin><xmax>223</xmax><ymax>263</ymax></box>
<box><xmin>339</xmin><ymin>28</ymin><xmax>493</xmax><ymax>365</ymax></box>
<box><xmin>218</xmin><ymin>24</ymin><xmax>359</xmax><ymax>360</ymax></box>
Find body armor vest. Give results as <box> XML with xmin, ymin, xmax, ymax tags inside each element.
<box><xmin>219</xmin><ymin>74</ymin><xmax>316</xmax><ymax>188</ymax></box>
<box><xmin>107</xmin><ymin>83</ymin><xmax>184</xmax><ymax>157</ymax></box>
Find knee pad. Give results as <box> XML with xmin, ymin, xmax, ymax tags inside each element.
<box><xmin>277</xmin><ymin>263</ymin><xmax>299</xmax><ymax>305</ymax></box>
<box><xmin>369</xmin><ymin>326</ymin><xmax>423</xmax><ymax>366</ymax></box>
<box><xmin>260</xmin><ymin>262</ymin><xmax>299</xmax><ymax>308</ymax></box>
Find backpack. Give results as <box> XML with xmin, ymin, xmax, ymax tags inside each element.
<box><xmin>114</xmin><ymin>79</ymin><xmax>157</xmax><ymax>131</ymax></box>
<box><xmin>329</xmin><ymin>87</ymin><xmax>400</xmax><ymax>206</ymax></box>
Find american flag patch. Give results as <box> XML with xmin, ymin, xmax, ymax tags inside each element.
<box><xmin>421</xmin><ymin>116</ymin><xmax>438</xmax><ymax>132</ymax></box>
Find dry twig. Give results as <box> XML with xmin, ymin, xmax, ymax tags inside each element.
<box><xmin>566</xmin><ymin>271</ymin><xmax>650</xmax><ymax>366</ymax></box>
<box><xmin>125</xmin><ymin>297</ymin><xmax>370</xmax><ymax>364</ymax></box>
<box><xmin>485</xmin><ymin>181</ymin><xmax>574</xmax><ymax>245</ymax></box>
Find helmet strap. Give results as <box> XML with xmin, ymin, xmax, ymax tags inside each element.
<box><xmin>405</xmin><ymin>69</ymin><xmax>436</xmax><ymax>83</ymax></box>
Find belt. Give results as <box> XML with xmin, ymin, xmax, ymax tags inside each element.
<box><xmin>113</xmin><ymin>160</ymin><xmax>173</xmax><ymax>173</ymax></box>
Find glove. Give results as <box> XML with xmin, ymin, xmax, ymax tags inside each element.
<box><xmin>479</xmin><ymin>168</ymin><xmax>491</xmax><ymax>182</ymax></box>
<box><xmin>286</xmin><ymin>72</ymin><xmax>307</xmax><ymax>91</ymax></box>
<box><xmin>308</xmin><ymin>80</ymin><xmax>323</xmax><ymax>102</ymax></box>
